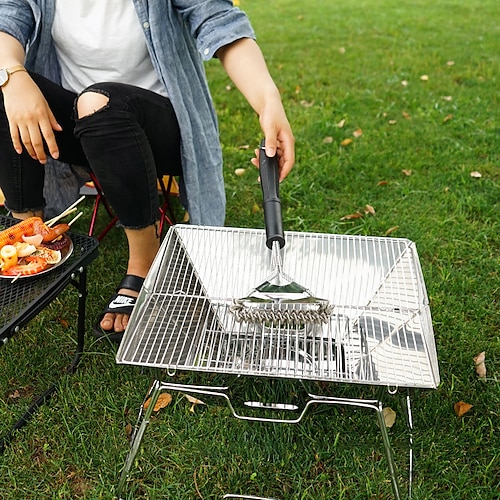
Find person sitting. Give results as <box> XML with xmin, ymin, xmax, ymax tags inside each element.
<box><xmin>0</xmin><ymin>1</ymin><xmax>295</xmax><ymax>342</ymax></box>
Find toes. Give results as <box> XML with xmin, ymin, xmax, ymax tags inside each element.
<box><xmin>114</xmin><ymin>313</ymin><xmax>129</xmax><ymax>333</ymax></box>
<box><xmin>100</xmin><ymin>312</ymin><xmax>115</xmax><ymax>331</ymax></box>
<box><xmin>100</xmin><ymin>312</ymin><xmax>128</xmax><ymax>333</ymax></box>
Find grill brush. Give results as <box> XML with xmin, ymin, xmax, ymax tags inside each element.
<box><xmin>230</xmin><ymin>141</ymin><xmax>333</xmax><ymax>325</ymax></box>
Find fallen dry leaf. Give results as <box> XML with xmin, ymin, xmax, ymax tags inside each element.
<box><xmin>401</xmin><ymin>80</ymin><xmax>409</xmax><ymax>87</ymax></box>
<box><xmin>454</xmin><ymin>401</ymin><xmax>473</xmax><ymax>417</ymax></box>
<box><xmin>234</xmin><ymin>168</ymin><xmax>246</xmax><ymax>176</ymax></box>
<box><xmin>125</xmin><ymin>423</ymin><xmax>133</xmax><ymax>441</ymax></box>
<box><xmin>446</xmin><ymin>60</ymin><xmax>455</xmax><ymax>66</ymax></box>
<box><xmin>337</xmin><ymin>118</ymin><xmax>346</xmax><ymax>128</ymax></box>
<box><xmin>420</xmin><ymin>74</ymin><xmax>429</xmax><ymax>81</ymax></box>
<box><xmin>341</xmin><ymin>212</ymin><xmax>363</xmax><ymax>221</ymax></box>
<box><xmin>300</xmin><ymin>100</ymin><xmax>314</xmax><ymax>108</ymax></box>
<box><xmin>340</xmin><ymin>138</ymin><xmax>353</xmax><ymax>147</ymax></box>
<box><xmin>184</xmin><ymin>393</ymin><xmax>207</xmax><ymax>413</ymax></box>
<box><xmin>402</xmin><ymin>169</ymin><xmax>412</xmax><ymax>176</ymax></box>
<box><xmin>364</xmin><ymin>204</ymin><xmax>376</xmax><ymax>215</ymax></box>
<box><xmin>402</xmin><ymin>111</ymin><xmax>411</xmax><ymax>120</ymax></box>
<box><xmin>295</xmin><ymin>85</ymin><xmax>301</xmax><ymax>94</ymax></box>
<box><xmin>377</xmin><ymin>180</ymin><xmax>388</xmax><ymax>186</ymax></box>
<box><xmin>251</xmin><ymin>202</ymin><xmax>261</xmax><ymax>214</ymax></box>
<box><xmin>238</xmin><ymin>144</ymin><xmax>250</xmax><ymax>150</ymax></box>
<box><xmin>470</xmin><ymin>171</ymin><xmax>482</xmax><ymax>178</ymax></box>
<box><xmin>382</xmin><ymin>407</ymin><xmax>397</xmax><ymax>428</ymax></box>
<box><xmin>338</xmin><ymin>47</ymin><xmax>346</xmax><ymax>54</ymax></box>
<box><xmin>441</xmin><ymin>96</ymin><xmax>453</xmax><ymax>102</ymax></box>
<box><xmin>388</xmin><ymin>119</ymin><xmax>397</xmax><ymax>125</ymax></box>
<box><xmin>322</xmin><ymin>136</ymin><xmax>334</xmax><ymax>144</ymax></box>
<box><xmin>58</xmin><ymin>318</ymin><xmax>69</xmax><ymax>328</ymax></box>
<box><xmin>473</xmin><ymin>351</ymin><xmax>487</xmax><ymax>379</ymax></box>
<box><xmin>143</xmin><ymin>392</ymin><xmax>172</xmax><ymax>412</ymax></box>
<box><xmin>8</xmin><ymin>386</ymin><xmax>33</xmax><ymax>399</ymax></box>
<box><xmin>353</xmin><ymin>128</ymin><xmax>363</xmax><ymax>138</ymax></box>
<box><xmin>9</xmin><ymin>389</ymin><xmax>21</xmax><ymax>400</ymax></box>
<box><xmin>443</xmin><ymin>114</ymin><xmax>453</xmax><ymax>123</ymax></box>
<box><xmin>385</xmin><ymin>226</ymin><xmax>399</xmax><ymax>236</ymax></box>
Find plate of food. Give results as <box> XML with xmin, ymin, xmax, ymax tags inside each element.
<box><xmin>0</xmin><ymin>217</ymin><xmax>73</xmax><ymax>279</ymax></box>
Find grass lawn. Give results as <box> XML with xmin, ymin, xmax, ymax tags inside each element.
<box><xmin>0</xmin><ymin>0</ymin><xmax>498</xmax><ymax>498</ymax></box>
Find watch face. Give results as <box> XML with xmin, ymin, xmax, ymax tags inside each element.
<box><xmin>0</xmin><ymin>69</ymin><xmax>8</xmax><ymax>87</ymax></box>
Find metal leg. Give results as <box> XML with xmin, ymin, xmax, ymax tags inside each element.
<box><xmin>68</xmin><ymin>267</ymin><xmax>88</xmax><ymax>374</ymax></box>
<box><xmin>374</xmin><ymin>400</ymin><xmax>401</xmax><ymax>500</ymax></box>
<box><xmin>0</xmin><ymin>267</ymin><xmax>88</xmax><ymax>453</ymax></box>
<box><xmin>116</xmin><ymin>380</ymin><xmax>163</xmax><ymax>500</ymax></box>
<box><xmin>223</xmin><ymin>496</ymin><xmax>277</xmax><ymax>500</ymax></box>
<box><xmin>116</xmin><ymin>383</ymin><xmax>407</xmax><ymax>499</ymax></box>
<box><xmin>398</xmin><ymin>389</ymin><xmax>414</xmax><ymax>499</ymax></box>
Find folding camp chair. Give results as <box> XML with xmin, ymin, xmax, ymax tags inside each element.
<box><xmin>85</xmin><ymin>172</ymin><xmax>179</xmax><ymax>241</ymax></box>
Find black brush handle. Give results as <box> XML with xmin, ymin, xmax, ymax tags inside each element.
<box><xmin>259</xmin><ymin>139</ymin><xmax>285</xmax><ymax>249</ymax></box>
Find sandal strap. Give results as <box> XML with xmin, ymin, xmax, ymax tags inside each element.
<box><xmin>117</xmin><ymin>274</ymin><xmax>145</xmax><ymax>293</ymax></box>
<box><xmin>102</xmin><ymin>292</ymin><xmax>137</xmax><ymax>316</ymax></box>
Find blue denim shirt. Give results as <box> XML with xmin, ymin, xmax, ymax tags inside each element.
<box><xmin>0</xmin><ymin>0</ymin><xmax>255</xmax><ymax>226</ymax></box>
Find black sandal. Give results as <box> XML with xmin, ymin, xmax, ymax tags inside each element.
<box><xmin>93</xmin><ymin>274</ymin><xmax>145</xmax><ymax>343</ymax></box>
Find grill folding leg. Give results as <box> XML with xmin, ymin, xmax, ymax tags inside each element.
<box><xmin>116</xmin><ymin>379</ymin><xmax>414</xmax><ymax>500</ymax></box>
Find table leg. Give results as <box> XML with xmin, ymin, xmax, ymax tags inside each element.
<box><xmin>68</xmin><ymin>267</ymin><xmax>88</xmax><ymax>373</ymax></box>
<box><xmin>0</xmin><ymin>267</ymin><xmax>89</xmax><ymax>452</ymax></box>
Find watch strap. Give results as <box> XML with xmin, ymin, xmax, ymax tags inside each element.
<box><xmin>7</xmin><ymin>65</ymin><xmax>26</xmax><ymax>76</ymax></box>
<box><xmin>0</xmin><ymin>65</ymin><xmax>27</xmax><ymax>88</ymax></box>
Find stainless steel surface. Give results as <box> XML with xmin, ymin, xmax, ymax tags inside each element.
<box><xmin>231</xmin><ymin>239</ymin><xmax>333</xmax><ymax>325</ymax></box>
<box><xmin>117</xmin><ymin>225</ymin><xmax>439</xmax><ymax>389</ymax></box>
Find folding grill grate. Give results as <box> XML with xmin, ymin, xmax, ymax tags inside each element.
<box><xmin>117</xmin><ymin>225</ymin><xmax>439</xmax><ymax>389</ymax></box>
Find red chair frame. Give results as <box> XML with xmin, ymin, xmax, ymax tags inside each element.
<box><xmin>87</xmin><ymin>172</ymin><xmax>178</xmax><ymax>241</ymax></box>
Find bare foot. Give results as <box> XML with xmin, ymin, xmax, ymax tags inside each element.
<box><xmin>98</xmin><ymin>223</ymin><xmax>160</xmax><ymax>335</ymax></box>
<box><xmin>99</xmin><ymin>287</ymin><xmax>140</xmax><ymax>333</ymax></box>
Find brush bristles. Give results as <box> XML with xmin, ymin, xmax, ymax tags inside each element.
<box><xmin>230</xmin><ymin>301</ymin><xmax>333</xmax><ymax>325</ymax></box>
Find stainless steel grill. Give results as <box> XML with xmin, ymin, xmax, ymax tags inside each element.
<box><xmin>116</xmin><ymin>224</ymin><xmax>439</xmax><ymax>499</ymax></box>
<box><xmin>117</xmin><ymin>225</ymin><xmax>439</xmax><ymax>389</ymax></box>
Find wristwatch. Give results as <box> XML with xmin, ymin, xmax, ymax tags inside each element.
<box><xmin>0</xmin><ymin>65</ymin><xmax>27</xmax><ymax>88</ymax></box>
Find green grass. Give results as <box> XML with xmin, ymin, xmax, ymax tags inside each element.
<box><xmin>0</xmin><ymin>0</ymin><xmax>499</xmax><ymax>498</ymax></box>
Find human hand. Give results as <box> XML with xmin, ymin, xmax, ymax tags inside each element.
<box><xmin>216</xmin><ymin>38</ymin><xmax>295</xmax><ymax>179</ymax></box>
<box><xmin>2</xmin><ymin>71</ymin><xmax>62</xmax><ymax>164</ymax></box>
<box><xmin>251</xmin><ymin>99</ymin><xmax>295</xmax><ymax>181</ymax></box>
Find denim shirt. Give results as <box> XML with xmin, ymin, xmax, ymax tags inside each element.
<box><xmin>0</xmin><ymin>0</ymin><xmax>255</xmax><ymax>226</ymax></box>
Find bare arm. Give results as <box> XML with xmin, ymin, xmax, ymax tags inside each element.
<box><xmin>216</xmin><ymin>38</ymin><xmax>295</xmax><ymax>180</ymax></box>
<box><xmin>0</xmin><ymin>32</ymin><xmax>61</xmax><ymax>164</ymax></box>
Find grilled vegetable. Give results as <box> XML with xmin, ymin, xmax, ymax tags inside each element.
<box><xmin>0</xmin><ymin>244</ymin><xmax>18</xmax><ymax>271</ymax></box>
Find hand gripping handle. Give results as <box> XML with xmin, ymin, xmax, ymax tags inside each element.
<box><xmin>259</xmin><ymin>139</ymin><xmax>285</xmax><ymax>249</ymax></box>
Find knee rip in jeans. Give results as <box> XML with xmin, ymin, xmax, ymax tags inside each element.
<box><xmin>76</xmin><ymin>89</ymin><xmax>110</xmax><ymax>119</ymax></box>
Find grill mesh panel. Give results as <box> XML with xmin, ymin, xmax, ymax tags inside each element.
<box><xmin>117</xmin><ymin>226</ymin><xmax>439</xmax><ymax>388</ymax></box>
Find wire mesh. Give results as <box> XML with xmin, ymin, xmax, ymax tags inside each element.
<box><xmin>117</xmin><ymin>225</ymin><xmax>439</xmax><ymax>388</ymax></box>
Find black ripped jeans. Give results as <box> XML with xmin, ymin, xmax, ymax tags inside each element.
<box><xmin>0</xmin><ymin>72</ymin><xmax>181</xmax><ymax>228</ymax></box>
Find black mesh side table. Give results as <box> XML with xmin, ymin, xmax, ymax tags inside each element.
<box><xmin>0</xmin><ymin>215</ymin><xmax>99</xmax><ymax>450</ymax></box>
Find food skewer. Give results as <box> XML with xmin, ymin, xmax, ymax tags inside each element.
<box><xmin>2</xmin><ymin>207</ymin><xmax>80</xmax><ymax>282</ymax></box>
<box><xmin>46</xmin><ymin>195</ymin><xmax>86</xmax><ymax>227</ymax></box>
<box><xmin>67</xmin><ymin>212</ymin><xmax>83</xmax><ymax>227</ymax></box>
<box><xmin>47</xmin><ymin>206</ymin><xmax>78</xmax><ymax>222</ymax></box>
